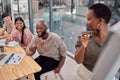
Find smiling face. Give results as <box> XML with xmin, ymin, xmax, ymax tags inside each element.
<box><xmin>36</xmin><ymin>21</ymin><xmax>47</xmax><ymax>37</ymax></box>
<box><xmin>15</xmin><ymin>20</ymin><xmax>24</xmax><ymax>31</ymax></box>
<box><xmin>3</xmin><ymin>16</ymin><xmax>12</xmax><ymax>24</ymax></box>
<box><xmin>86</xmin><ymin>10</ymin><xmax>100</xmax><ymax>31</ymax></box>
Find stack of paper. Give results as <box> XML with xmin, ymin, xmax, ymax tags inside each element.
<box><xmin>0</xmin><ymin>39</ymin><xmax>19</xmax><ymax>47</ymax></box>
<box><xmin>7</xmin><ymin>42</ymin><xmax>19</xmax><ymax>47</ymax></box>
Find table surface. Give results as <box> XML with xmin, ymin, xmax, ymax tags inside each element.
<box><xmin>0</xmin><ymin>45</ymin><xmax>41</xmax><ymax>80</ymax></box>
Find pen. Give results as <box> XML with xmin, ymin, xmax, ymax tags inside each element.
<box><xmin>5</xmin><ymin>54</ymin><xmax>14</xmax><ymax>64</ymax></box>
<box><xmin>18</xmin><ymin>57</ymin><xmax>21</xmax><ymax>61</ymax></box>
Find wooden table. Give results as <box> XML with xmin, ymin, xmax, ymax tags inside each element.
<box><xmin>0</xmin><ymin>45</ymin><xmax>41</xmax><ymax>80</ymax></box>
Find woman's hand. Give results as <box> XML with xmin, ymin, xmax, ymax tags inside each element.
<box><xmin>79</xmin><ymin>32</ymin><xmax>90</xmax><ymax>48</ymax></box>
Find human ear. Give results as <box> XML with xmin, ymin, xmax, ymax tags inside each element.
<box><xmin>97</xmin><ymin>24</ymin><xmax>101</xmax><ymax>29</ymax></box>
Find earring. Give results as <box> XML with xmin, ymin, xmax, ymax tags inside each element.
<box><xmin>97</xmin><ymin>24</ymin><xmax>101</xmax><ymax>29</ymax></box>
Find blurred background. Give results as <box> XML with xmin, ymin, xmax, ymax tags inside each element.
<box><xmin>0</xmin><ymin>0</ymin><xmax>120</xmax><ymax>54</ymax></box>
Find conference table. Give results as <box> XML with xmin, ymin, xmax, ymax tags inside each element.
<box><xmin>0</xmin><ymin>44</ymin><xmax>41</xmax><ymax>80</ymax></box>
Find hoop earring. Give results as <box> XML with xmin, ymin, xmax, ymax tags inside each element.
<box><xmin>97</xmin><ymin>24</ymin><xmax>101</xmax><ymax>29</ymax></box>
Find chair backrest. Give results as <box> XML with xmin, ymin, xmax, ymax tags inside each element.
<box><xmin>91</xmin><ymin>22</ymin><xmax>120</xmax><ymax>80</ymax></box>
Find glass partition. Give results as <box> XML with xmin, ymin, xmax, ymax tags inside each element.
<box><xmin>116</xmin><ymin>0</ymin><xmax>120</xmax><ymax>16</ymax></box>
<box><xmin>0</xmin><ymin>0</ymin><xmax>120</xmax><ymax>53</ymax></box>
<box><xmin>0</xmin><ymin>0</ymin><xmax>2</xmax><ymax>27</ymax></box>
<box><xmin>12</xmin><ymin>0</ymin><xmax>29</xmax><ymax>28</ymax></box>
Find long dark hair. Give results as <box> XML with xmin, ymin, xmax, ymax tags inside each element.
<box><xmin>15</xmin><ymin>17</ymin><xmax>26</xmax><ymax>44</ymax></box>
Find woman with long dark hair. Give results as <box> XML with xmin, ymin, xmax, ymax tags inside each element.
<box><xmin>6</xmin><ymin>17</ymin><xmax>33</xmax><ymax>50</ymax></box>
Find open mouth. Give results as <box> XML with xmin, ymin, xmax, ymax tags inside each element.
<box><xmin>37</xmin><ymin>32</ymin><xmax>42</xmax><ymax>36</ymax></box>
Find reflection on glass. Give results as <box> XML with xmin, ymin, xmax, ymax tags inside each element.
<box><xmin>13</xmin><ymin>0</ymin><xmax>28</xmax><ymax>18</ymax></box>
<box><xmin>117</xmin><ymin>0</ymin><xmax>120</xmax><ymax>16</ymax></box>
<box><xmin>2</xmin><ymin>0</ymin><xmax>120</xmax><ymax>54</ymax></box>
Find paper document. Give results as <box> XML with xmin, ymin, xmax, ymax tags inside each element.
<box><xmin>7</xmin><ymin>42</ymin><xmax>19</xmax><ymax>47</ymax></box>
<box><xmin>0</xmin><ymin>39</ymin><xmax>19</xmax><ymax>47</ymax></box>
<box><xmin>0</xmin><ymin>54</ymin><xmax>7</xmax><ymax>67</ymax></box>
<box><xmin>0</xmin><ymin>54</ymin><xmax>12</xmax><ymax>67</ymax></box>
<box><xmin>7</xmin><ymin>53</ymin><xmax>25</xmax><ymax>64</ymax></box>
<box><xmin>0</xmin><ymin>39</ymin><xmax>6</xmax><ymax>46</ymax></box>
<box><xmin>0</xmin><ymin>53</ymin><xmax>25</xmax><ymax>68</ymax></box>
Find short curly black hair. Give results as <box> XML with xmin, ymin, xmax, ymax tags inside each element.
<box><xmin>89</xmin><ymin>3</ymin><xmax>111</xmax><ymax>23</ymax></box>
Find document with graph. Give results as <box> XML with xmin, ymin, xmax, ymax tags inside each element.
<box><xmin>0</xmin><ymin>53</ymin><xmax>25</xmax><ymax>68</ymax></box>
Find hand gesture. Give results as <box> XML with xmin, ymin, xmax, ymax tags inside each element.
<box><xmin>36</xmin><ymin>39</ymin><xmax>44</xmax><ymax>48</ymax></box>
<box><xmin>6</xmin><ymin>20</ymin><xmax>13</xmax><ymax>27</ymax></box>
<box><xmin>5</xmin><ymin>38</ymin><xmax>10</xmax><ymax>45</ymax></box>
<box><xmin>54</xmin><ymin>67</ymin><xmax>61</xmax><ymax>74</ymax></box>
<box><xmin>79</xmin><ymin>32</ymin><xmax>90</xmax><ymax>48</ymax></box>
<box><xmin>30</xmin><ymin>39</ymin><xmax>44</xmax><ymax>52</ymax></box>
